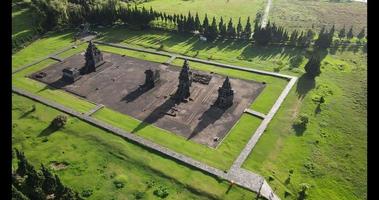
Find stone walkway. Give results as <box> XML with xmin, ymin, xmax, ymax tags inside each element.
<box><xmin>13</xmin><ymin>40</ymin><xmax>299</xmax><ymax>200</ymax></box>
<box><xmin>85</xmin><ymin>104</ymin><xmax>104</xmax><ymax>116</ymax></box>
<box><xmin>244</xmin><ymin>108</ymin><xmax>267</xmax><ymax>119</ymax></box>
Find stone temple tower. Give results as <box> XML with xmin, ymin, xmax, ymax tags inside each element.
<box><xmin>173</xmin><ymin>59</ymin><xmax>192</xmax><ymax>102</ymax></box>
<box><xmin>80</xmin><ymin>41</ymin><xmax>104</xmax><ymax>74</ymax></box>
<box><xmin>215</xmin><ymin>76</ymin><xmax>234</xmax><ymax>108</ymax></box>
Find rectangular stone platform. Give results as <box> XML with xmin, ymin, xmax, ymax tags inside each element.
<box><xmin>30</xmin><ymin>52</ymin><xmax>265</xmax><ymax>147</ymax></box>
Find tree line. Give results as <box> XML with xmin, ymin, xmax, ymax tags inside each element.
<box><xmin>25</xmin><ymin>0</ymin><xmax>366</xmax><ymax>50</ymax></box>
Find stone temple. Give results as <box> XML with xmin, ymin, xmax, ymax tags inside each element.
<box><xmin>215</xmin><ymin>76</ymin><xmax>234</xmax><ymax>108</ymax></box>
<box><xmin>173</xmin><ymin>59</ymin><xmax>192</xmax><ymax>102</ymax></box>
<box><xmin>143</xmin><ymin>69</ymin><xmax>160</xmax><ymax>89</ymax></box>
<box><xmin>80</xmin><ymin>41</ymin><xmax>105</xmax><ymax>75</ymax></box>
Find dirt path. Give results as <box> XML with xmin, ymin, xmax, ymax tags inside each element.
<box><xmin>261</xmin><ymin>0</ymin><xmax>273</xmax><ymax>28</ymax></box>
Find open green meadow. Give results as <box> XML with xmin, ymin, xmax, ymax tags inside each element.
<box><xmin>138</xmin><ymin>0</ymin><xmax>266</xmax><ymax>26</ymax></box>
<box><xmin>269</xmin><ymin>0</ymin><xmax>367</xmax><ymax>33</ymax></box>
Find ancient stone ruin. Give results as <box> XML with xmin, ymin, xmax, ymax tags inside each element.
<box><xmin>192</xmin><ymin>72</ymin><xmax>212</xmax><ymax>85</ymax></box>
<box><xmin>173</xmin><ymin>60</ymin><xmax>192</xmax><ymax>102</ymax></box>
<box><xmin>80</xmin><ymin>41</ymin><xmax>105</xmax><ymax>75</ymax></box>
<box><xmin>142</xmin><ymin>69</ymin><xmax>160</xmax><ymax>89</ymax></box>
<box><xmin>215</xmin><ymin>76</ymin><xmax>234</xmax><ymax>108</ymax></box>
<box><xmin>62</xmin><ymin>67</ymin><xmax>81</xmax><ymax>83</ymax></box>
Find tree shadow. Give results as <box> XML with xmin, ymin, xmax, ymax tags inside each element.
<box><xmin>131</xmin><ymin>97</ymin><xmax>177</xmax><ymax>133</ymax></box>
<box><xmin>121</xmin><ymin>85</ymin><xmax>153</xmax><ymax>103</ymax></box>
<box><xmin>187</xmin><ymin>105</ymin><xmax>226</xmax><ymax>140</ymax></box>
<box><xmin>314</xmin><ymin>104</ymin><xmax>321</xmax><ymax>115</ymax></box>
<box><xmin>38</xmin><ymin>124</ymin><xmax>59</xmax><ymax>137</ymax></box>
<box><xmin>225</xmin><ymin>183</ymin><xmax>233</xmax><ymax>194</ymax></box>
<box><xmin>18</xmin><ymin>107</ymin><xmax>35</xmax><ymax>119</ymax></box>
<box><xmin>296</xmin><ymin>74</ymin><xmax>316</xmax><ymax>99</ymax></box>
<box><xmin>292</xmin><ymin>124</ymin><xmax>306</xmax><ymax>136</ymax></box>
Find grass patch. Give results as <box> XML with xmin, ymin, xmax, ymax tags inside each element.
<box><xmin>270</xmin><ymin>0</ymin><xmax>367</xmax><ymax>33</ymax></box>
<box><xmin>242</xmin><ymin>50</ymin><xmax>367</xmax><ymax>199</ymax></box>
<box><xmin>139</xmin><ymin>0</ymin><xmax>266</xmax><ymax>26</ymax></box>
<box><xmin>97</xmin><ymin>45</ymin><xmax>170</xmax><ymax>63</ymax></box>
<box><xmin>12</xmin><ymin>93</ymin><xmax>257</xmax><ymax>199</ymax></box>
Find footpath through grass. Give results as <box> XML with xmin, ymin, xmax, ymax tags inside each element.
<box><xmin>12</xmin><ymin>94</ymin><xmax>258</xmax><ymax>200</ymax></box>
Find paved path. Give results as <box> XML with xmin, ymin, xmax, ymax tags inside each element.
<box><xmin>244</xmin><ymin>108</ymin><xmax>266</xmax><ymax>119</ymax></box>
<box><xmin>49</xmin><ymin>55</ymin><xmax>63</xmax><ymax>62</ymax></box>
<box><xmin>165</xmin><ymin>55</ymin><xmax>177</xmax><ymax>65</ymax></box>
<box><xmin>85</xmin><ymin>104</ymin><xmax>104</xmax><ymax>116</ymax></box>
<box><xmin>261</xmin><ymin>0</ymin><xmax>273</xmax><ymax>28</ymax></box>
<box><xmin>231</xmin><ymin>77</ymin><xmax>297</xmax><ymax>170</ymax></box>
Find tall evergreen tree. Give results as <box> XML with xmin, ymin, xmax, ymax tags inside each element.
<box><xmin>227</xmin><ymin>18</ymin><xmax>235</xmax><ymax>38</ymax></box>
<box><xmin>338</xmin><ymin>25</ymin><xmax>346</xmax><ymax>39</ymax></box>
<box><xmin>347</xmin><ymin>26</ymin><xmax>354</xmax><ymax>39</ymax></box>
<box><xmin>218</xmin><ymin>17</ymin><xmax>226</xmax><ymax>37</ymax></box>
<box><xmin>243</xmin><ymin>16</ymin><xmax>252</xmax><ymax>40</ymax></box>
<box><xmin>194</xmin><ymin>12</ymin><xmax>201</xmax><ymax>31</ymax></box>
<box><xmin>357</xmin><ymin>28</ymin><xmax>366</xmax><ymax>39</ymax></box>
<box><xmin>236</xmin><ymin>17</ymin><xmax>243</xmax><ymax>38</ymax></box>
<box><xmin>202</xmin><ymin>14</ymin><xmax>209</xmax><ymax>34</ymax></box>
<box><xmin>304</xmin><ymin>55</ymin><xmax>322</xmax><ymax>78</ymax></box>
<box><xmin>206</xmin><ymin>17</ymin><xmax>218</xmax><ymax>41</ymax></box>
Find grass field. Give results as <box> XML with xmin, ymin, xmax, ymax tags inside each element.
<box><xmin>12</xmin><ymin>94</ymin><xmax>259</xmax><ymax>200</ymax></box>
<box><xmin>12</xmin><ymin>24</ymin><xmax>367</xmax><ymax>200</ymax></box>
<box><xmin>243</xmin><ymin>49</ymin><xmax>367</xmax><ymax>199</ymax></box>
<box><xmin>138</xmin><ymin>0</ymin><xmax>266</xmax><ymax>26</ymax></box>
<box><xmin>269</xmin><ymin>0</ymin><xmax>367</xmax><ymax>33</ymax></box>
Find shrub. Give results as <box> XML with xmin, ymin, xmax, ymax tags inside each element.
<box><xmin>153</xmin><ymin>186</ymin><xmax>169</xmax><ymax>198</ymax></box>
<box><xmin>146</xmin><ymin>180</ymin><xmax>155</xmax><ymax>189</ymax></box>
<box><xmin>81</xmin><ymin>189</ymin><xmax>93</xmax><ymax>197</ymax></box>
<box><xmin>51</xmin><ymin>115</ymin><xmax>68</xmax><ymax>129</ymax></box>
<box><xmin>134</xmin><ymin>191</ymin><xmax>145</xmax><ymax>199</ymax></box>
<box><xmin>113</xmin><ymin>180</ymin><xmax>124</xmax><ymax>189</ymax></box>
<box><xmin>298</xmin><ymin>183</ymin><xmax>310</xmax><ymax>200</ymax></box>
<box><xmin>294</xmin><ymin>114</ymin><xmax>309</xmax><ymax>129</ymax></box>
<box><xmin>289</xmin><ymin>55</ymin><xmax>304</xmax><ymax>68</ymax></box>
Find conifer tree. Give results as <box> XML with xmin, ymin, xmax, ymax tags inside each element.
<box><xmin>243</xmin><ymin>16</ymin><xmax>252</xmax><ymax>40</ymax></box>
<box><xmin>347</xmin><ymin>26</ymin><xmax>354</xmax><ymax>39</ymax></box>
<box><xmin>338</xmin><ymin>25</ymin><xmax>346</xmax><ymax>39</ymax></box>
<box><xmin>194</xmin><ymin>12</ymin><xmax>201</xmax><ymax>31</ymax></box>
<box><xmin>219</xmin><ymin>17</ymin><xmax>226</xmax><ymax>37</ymax></box>
<box><xmin>227</xmin><ymin>18</ymin><xmax>235</xmax><ymax>38</ymax></box>
<box><xmin>202</xmin><ymin>14</ymin><xmax>209</xmax><ymax>34</ymax></box>
<box><xmin>236</xmin><ymin>17</ymin><xmax>243</xmax><ymax>38</ymax></box>
<box><xmin>304</xmin><ymin>55</ymin><xmax>322</xmax><ymax>78</ymax></box>
<box><xmin>357</xmin><ymin>28</ymin><xmax>366</xmax><ymax>39</ymax></box>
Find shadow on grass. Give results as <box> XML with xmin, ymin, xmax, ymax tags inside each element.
<box><xmin>314</xmin><ymin>104</ymin><xmax>321</xmax><ymax>115</ymax></box>
<box><xmin>18</xmin><ymin>107</ymin><xmax>35</xmax><ymax>119</ymax></box>
<box><xmin>38</xmin><ymin>124</ymin><xmax>59</xmax><ymax>137</ymax></box>
<box><xmin>292</xmin><ymin>124</ymin><xmax>306</xmax><ymax>136</ymax></box>
<box><xmin>296</xmin><ymin>74</ymin><xmax>316</xmax><ymax>99</ymax></box>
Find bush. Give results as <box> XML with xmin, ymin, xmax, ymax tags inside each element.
<box><xmin>153</xmin><ymin>186</ymin><xmax>169</xmax><ymax>198</ymax></box>
<box><xmin>81</xmin><ymin>189</ymin><xmax>93</xmax><ymax>197</ymax></box>
<box><xmin>134</xmin><ymin>191</ymin><xmax>145</xmax><ymax>199</ymax></box>
<box><xmin>146</xmin><ymin>180</ymin><xmax>155</xmax><ymax>189</ymax></box>
<box><xmin>289</xmin><ymin>55</ymin><xmax>304</xmax><ymax>68</ymax></box>
<box><xmin>298</xmin><ymin>183</ymin><xmax>310</xmax><ymax>200</ymax></box>
<box><xmin>51</xmin><ymin>115</ymin><xmax>68</xmax><ymax>129</ymax></box>
<box><xmin>294</xmin><ymin>114</ymin><xmax>309</xmax><ymax>129</ymax></box>
<box><xmin>113</xmin><ymin>180</ymin><xmax>124</xmax><ymax>189</ymax></box>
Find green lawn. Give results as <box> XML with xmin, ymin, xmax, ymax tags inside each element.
<box><xmin>138</xmin><ymin>0</ymin><xmax>266</xmax><ymax>26</ymax></box>
<box><xmin>242</xmin><ymin>49</ymin><xmax>367</xmax><ymax>199</ymax></box>
<box><xmin>12</xmin><ymin>94</ymin><xmax>258</xmax><ymax>200</ymax></box>
<box><xmin>269</xmin><ymin>0</ymin><xmax>367</xmax><ymax>33</ymax></box>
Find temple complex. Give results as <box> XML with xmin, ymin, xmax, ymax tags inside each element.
<box><xmin>215</xmin><ymin>76</ymin><xmax>234</xmax><ymax>108</ymax></box>
<box><xmin>173</xmin><ymin>60</ymin><xmax>192</xmax><ymax>102</ymax></box>
<box><xmin>80</xmin><ymin>41</ymin><xmax>105</xmax><ymax>74</ymax></box>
